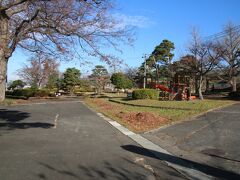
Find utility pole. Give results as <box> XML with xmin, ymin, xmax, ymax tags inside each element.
<box><xmin>143</xmin><ymin>54</ymin><xmax>147</xmax><ymax>89</ymax></box>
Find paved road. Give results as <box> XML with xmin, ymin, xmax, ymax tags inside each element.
<box><xmin>144</xmin><ymin>103</ymin><xmax>240</xmax><ymax>180</ymax></box>
<box><xmin>0</xmin><ymin>101</ymin><xmax>185</xmax><ymax>180</ymax></box>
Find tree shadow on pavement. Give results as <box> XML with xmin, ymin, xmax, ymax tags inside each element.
<box><xmin>36</xmin><ymin>158</ymin><xmax>185</xmax><ymax>180</ymax></box>
<box><xmin>121</xmin><ymin>145</ymin><xmax>240</xmax><ymax>180</ymax></box>
<box><xmin>0</xmin><ymin>109</ymin><xmax>54</xmax><ymax>131</ymax></box>
<box><xmin>37</xmin><ymin>161</ymin><xmax>147</xmax><ymax>180</ymax></box>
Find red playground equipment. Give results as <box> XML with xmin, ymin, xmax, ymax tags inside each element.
<box><xmin>153</xmin><ymin>74</ymin><xmax>196</xmax><ymax>100</ymax></box>
<box><xmin>155</xmin><ymin>84</ymin><xmax>172</xmax><ymax>93</ymax></box>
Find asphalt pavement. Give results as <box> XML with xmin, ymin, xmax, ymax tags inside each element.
<box><xmin>0</xmin><ymin>101</ymin><xmax>185</xmax><ymax>180</ymax></box>
<box><xmin>143</xmin><ymin>103</ymin><xmax>240</xmax><ymax>180</ymax></box>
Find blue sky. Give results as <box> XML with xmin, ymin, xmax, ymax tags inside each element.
<box><xmin>8</xmin><ymin>0</ymin><xmax>240</xmax><ymax>80</ymax></box>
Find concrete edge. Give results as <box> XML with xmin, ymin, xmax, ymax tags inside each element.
<box><xmin>82</xmin><ymin>101</ymin><xmax>213</xmax><ymax>180</ymax></box>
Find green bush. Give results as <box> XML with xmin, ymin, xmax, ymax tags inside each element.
<box><xmin>132</xmin><ymin>89</ymin><xmax>159</xmax><ymax>100</ymax></box>
<box><xmin>7</xmin><ymin>89</ymin><xmax>51</xmax><ymax>98</ymax></box>
<box><xmin>229</xmin><ymin>91</ymin><xmax>240</xmax><ymax>99</ymax></box>
<box><xmin>10</xmin><ymin>89</ymin><xmax>35</xmax><ymax>98</ymax></box>
<box><xmin>5</xmin><ymin>95</ymin><xmax>29</xmax><ymax>100</ymax></box>
<box><xmin>74</xmin><ymin>86</ymin><xmax>93</xmax><ymax>93</ymax></box>
<box><xmin>5</xmin><ymin>91</ymin><xmax>13</xmax><ymax>96</ymax></box>
<box><xmin>34</xmin><ymin>89</ymin><xmax>50</xmax><ymax>97</ymax></box>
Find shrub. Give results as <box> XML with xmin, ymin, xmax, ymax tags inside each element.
<box><xmin>132</xmin><ymin>89</ymin><xmax>159</xmax><ymax>100</ymax></box>
<box><xmin>5</xmin><ymin>95</ymin><xmax>29</xmax><ymax>100</ymax></box>
<box><xmin>111</xmin><ymin>73</ymin><xmax>133</xmax><ymax>89</ymax></box>
<box><xmin>7</xmin><ymin>89</ymin><xmax>51</xmax><ymax>98</ymax></box>
<box><xmin>5</xmin><ymin>91</ymin><xmax>13</xmax><ymax>96</ymax></box>
<box><xmin>74</xmin><ymin>86</ymin><xmax>93</xmax><ymax>93</ymax></box>
<box><xmin>34</xmin><ymin>89</ymin><xmax>50</xmax><ymax>97</ymax></box>
<box><xmin>11</xmin><ymin>89</ymin><xmax>35</xmax><ymax>98</ymax></box>
<box><xmin>229</xmin><ymin>91</ymin><xmax>240</xmax><ymax>99</ymax></box>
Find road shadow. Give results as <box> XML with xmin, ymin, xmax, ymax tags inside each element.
<box><xmin>36</xmin><ymin>158</ymin><xmax>184</xmax><ymax>180</ymax></box>
<box><xmin>0</xmin><ymin>109</ymin><xmax>30</xmax><ymax>122</ymax></box>
<box><xmin>0</xmin><ymin>109</ymin><xmax>53</xmax><ymax>131</ymax></box>
<box><xmin>37</xmin><ymin>161</ymin><xmax>146</xmax><ymax>180</ymax></box>
<box><xmin>121</xmin><ymin>145</ymin><xmax>240</xmax><ymax>180</ymax></box>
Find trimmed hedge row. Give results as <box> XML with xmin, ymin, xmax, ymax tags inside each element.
<box><xmin>6</xmin><ymin>89</ymin><xmax>51</xmax><ymax>99</ymax></box>
<box><xmin>132</xmin><ymin>89</ymin><xmax>159</xmax><ymax>100</ymax></box>
<box><xmin>229</xmin><ymin>91</ymin><xmax>240</xmax><ymax>99</ymax></box>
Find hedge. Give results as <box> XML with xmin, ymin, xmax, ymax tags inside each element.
<box><xmin>229</xmin><ymin>91</ymin><xmax>240</xmax><ymax>99</ymax></box>
<box><xmin>132</xmin><ymin>89</ymin><xmax>159</xmax><ymax>100</ymax></box>
<box><xmin>6</xmin><ymin>89</ymin><xmax>35</xmax><ymax>98</ymax></box>
<box><xmin>6</xmin><ymin>89</ymin><xmax>51</xmax><ymax>98</ymax></box>
<box><xmin>34</xmin><ymin>89</ymin><xmax>50</xmax><ymax>97</ymax></box>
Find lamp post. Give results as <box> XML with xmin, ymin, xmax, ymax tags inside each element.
<box><xmin>142</xmin><ymin>54</ymin><xmax>148</xmax><ymax>89</ymax></box>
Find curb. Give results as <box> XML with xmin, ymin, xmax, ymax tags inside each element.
<box><xmin>83</xmin><ymin>102</ymin><xmax>213</xmax><ymax>180</ymax></box>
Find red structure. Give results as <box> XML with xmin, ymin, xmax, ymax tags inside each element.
<box><xmin>155</xmin><ymin>84</ymin><xmax>172</xmax><ymax>93</ymax></box>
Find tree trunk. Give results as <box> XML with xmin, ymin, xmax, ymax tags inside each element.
<box><xmin>231</xmin><ymin>76</ymin><xmax>237</xmax><ymax>92</ymax></box>
<box><xmin>0</xmin><ymin>56</ymin><xmax>7</xmax><ymax>102</ymax></box>
<box><xmin>0</xmin><ymin>14</ymin><xmax>9</xmax><ymax>102</ymax></box>
<box><xmin>198</xmin><ymin>75</ymin><xmax>203</xmax><ymax>100</ymax></box>
<box><xmin>205</xmin><ymin>78</ymin><xmax>210</xmax><ymax>93</ymax></box>
<box><xmin>194</xmin><ymin>76</ymin><xmax>198</xmax><ymax>94</ymax></box>
<box><xmin>155</xmin><ymin>65</ymin><xmax>159</xmax><ymax>85</ymax></box>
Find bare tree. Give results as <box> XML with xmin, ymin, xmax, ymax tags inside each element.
<box><xmin>124</xmin><ymin>66</ymin><xmax>138</xmax><ymax>81</ymax></box>
<box><xmin>188</xmin><ymin>29</ymin><xmax>221</xmax><ymax>100</ymax></box>
<box><xmin>0</xmin><ymin>0</ymin><xmax>132</xmax><ymax>101</ymax></box>
<box><xmin>217</xmin><ymin>23</ymin><xmax>240</xmax><ymax>92</ymax></box>
<box><xmin>89</xmin><ymin>65</ymin><xmax>109</xmax><ymax>94</ymax></box>
<box><xmin>18</xmin><ymin>53</ymin><xmax>59</xmax><ymax>88</ymax></box>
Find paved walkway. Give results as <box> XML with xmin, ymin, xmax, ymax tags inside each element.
<box><xmin>0</xmin><ymin>101</ymin><xmax>184</xmax><ymax>180</ymax></box>
<box><xmin>143</xmin><ymin>103</ymin><xmax>240</xmax><ymax>180</ymax></box>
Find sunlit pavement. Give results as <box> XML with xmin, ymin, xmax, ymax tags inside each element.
<box><xmin>0</xmin><ymin>101</ymin><xmax>185</xmax><ymax>180</ymax></box>
<box><xmin>144</xmin><ymin>103</ymin><xmax>240</xmax><ymax>179</ymax></box>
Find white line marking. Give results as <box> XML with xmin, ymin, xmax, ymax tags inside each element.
<box><xmin>53</xmin><ymin>114</ymin><xmax>59</xmax><ymax>129</ymax></box>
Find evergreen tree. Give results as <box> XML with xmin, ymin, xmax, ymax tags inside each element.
<box><xmin>63</xmin><ymin>68</ymin><xmax>81</xmax><ymax>95</ymax></box>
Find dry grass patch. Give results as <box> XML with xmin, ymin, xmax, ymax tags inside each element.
<box><xmin>85</xmin><ymin>97</ymin><xmax>235</xmax><ymax>133</ymax></box>
<box><xmin>117</xmin><ymin>111</ymin><xmax>168</xmax><ymax>132</ymax></box>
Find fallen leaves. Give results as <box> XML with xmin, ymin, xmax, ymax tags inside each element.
<box><xmin>117</xmin><ymin>111</ymin><xmax>168</xmax><ymax>132</ymax></box>
<box><xmin>87</xmin><ymin>98</ymin><xmax>168</xmax><ymax>133</ymax></box>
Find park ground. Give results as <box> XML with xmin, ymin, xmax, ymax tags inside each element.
<box><xmin>143</xmin><ymin>103</ymin><xmax>240</xmax><ymax>179</ymax></box>
<box><xmin>0</xmin><ymin>100</ymin><xmax>186</xmax><ymax>180</ymax></box>
<box><xmin>0</xmin><ymin>96</ymin><xmax>240</xmax><ymax>179</ymax></box>
<box><xmin>84</xmin><ymin>93</ymin><xmax>236</xmax><ymax>133</ymax></box>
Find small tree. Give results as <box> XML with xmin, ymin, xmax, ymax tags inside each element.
<box><xmin>8</xmin><ymin>80</ymin><xmax>25</xmax><ymax>90</ymax></box>
<box><xmin>89</xmin><ymin>65</ymin><xmax>109</xmax><ymax>94</ymax></box>
<box><xmin>217</xmin><ymin>23</ymin><xmax>240</xmax><ymax>92</ymax></box>
<box><xmin>79</xmin><ymin>79</ymin><xmax>92</xmax><ymax>92</ymax></box>
<box><xmin>124</xmin><ymin>67</ymin><xmax>138</xmax><ymax>87</ymax></box>
<box><xmin>46</xmin><ymin>73</ymin><xmax>59</xmax><ymax>90</ymax></box>
<box><xmin>147</xmin><ymin>39</ymin><xmax>175</xmax><ymax>84</ymax></box>
<box><xmin>111</xmin><ymin>73</ymin><xmax>133</xmax><ymax>90</ymax></box>
<box><xmin>187</xmin><ymin>29</ymin><xmax>221</xmax><ymax>100</ymax></box>
<box><xmin>18</xmin><ymin>53</ymin><xmax>59</xmax><ymax>88</ymax></box>
<box><xmin>63</xmin><ymin>68</ymin><xmax>81</xmax><ymax>95</ymax></box>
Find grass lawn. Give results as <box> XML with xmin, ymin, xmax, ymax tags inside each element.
<box><xmin>0</xmin><ymin>98</ymin><xmax>16</xmax><ymax>106</ymax></box>
<box><xmin>85</xmin><ymin>96</ymin><xmax>235</xmax><ymax>133</ymax></box>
